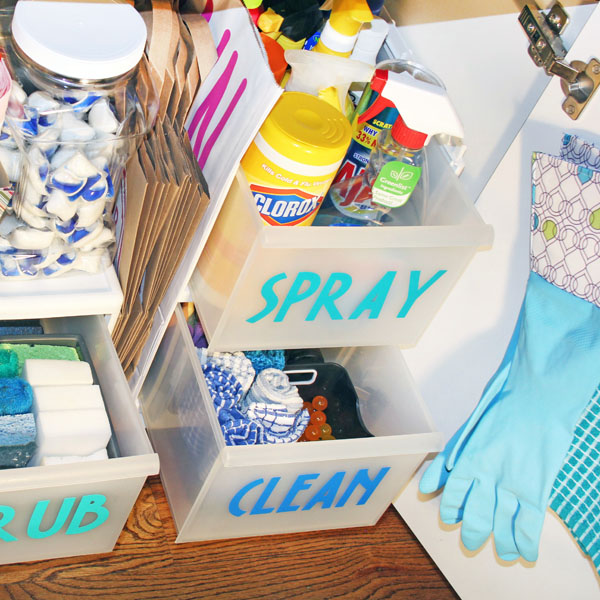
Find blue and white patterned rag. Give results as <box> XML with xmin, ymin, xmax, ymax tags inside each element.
<box><xmin>240</xmin><ymin>367</ymin><xmax>304</xmax><ymax>413</ymax></box>
<box><xmin>202</xmin><ymin>364</ymin><xmax>308</xmax><ymax>445</ymax></box>
<box><xmin>545</xmin><ymin>134</ymin><xmax>600</xmax><ymax>574</ymax></box>
<box><xmin>246</xmin><ymin>402</ymin><xmax>310</xmax><ymax>439</ymax></box>
<box><xmin>198</xmin><ymin>349</ymin><xmax>255</xmax><ymax>394</ymax></box>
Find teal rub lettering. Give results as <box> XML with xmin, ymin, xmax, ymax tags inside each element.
<box><xmin>65</xmin><ymin>494</ymin><xmax>109</xmax><ymax>535</ymax></box>
<box><xmin>27</xmin><ymin>497</ymin><xmax>76</xmax><ymax>539</ymax></box>
<box><xmin>228</xmin><ymin>468</ymin><xmax>391</xmax><ymax>517</ymax></box>
<box><xmin>246</xmin><ymin>268</ymin><xmax>447</xmax><ymax>324</ymax></box>
<box><xmin>0</xmin><ymin>505</ymin><xmax>17</xmax><ymax>542</ymax></box>
<box><xmin>0</xmin><ymin>494</ymin><xmax>110</xmax><ymax>542</ymax></box>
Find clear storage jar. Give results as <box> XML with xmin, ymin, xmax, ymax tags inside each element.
<box><xmin>0</xmin><ymin>0</ymin><xmax>157</xmax><ymax>279</ymax></box>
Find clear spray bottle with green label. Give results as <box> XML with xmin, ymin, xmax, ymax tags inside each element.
<box><xmin>313</xmin><ymin>68</ymin><xmax>464</xmax><ymax>227</ymax></box>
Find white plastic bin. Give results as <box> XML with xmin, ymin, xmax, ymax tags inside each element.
<box><xmin>190</xmin><ymin>141</ymin><xmax>493</xmax><ymax>352</ymax></box>
<box><xmin>0</xmin><ymin>315</ymin><xmax>158</xmax><ymax>565</ymax></box>
<box><xmin>139</xmin><ymin>305</ymin><xmax>442</xmax><ymax>542</ymax></box>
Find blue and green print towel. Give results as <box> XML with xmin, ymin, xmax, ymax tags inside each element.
<box><xmin>534</xmin><ymin>134</ymin><xmax>600</xmax><ymax>574</ymax></box>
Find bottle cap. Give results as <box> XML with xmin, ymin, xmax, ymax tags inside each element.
<box><xmin>316</xmin><ymin>0</ymin><xmax>372</xmax><ymax>55</ymax></box>
<box><xmin>12</xmin><ymin>1</ymin><xmax>147</xmax><ymax>80</ymax></box>
<box><xmin>242</xmin><ymin>0</ymin><xmax>263</xmax><ymax>9</ymax></box>
<box><xmin>259</xmin><ymin>91</ymin><xmax>352</xmax><ymax>166</ymax></box>
<box><xmin>350</xmin><ymin>17</ymin><xmax>389</xmax><ymax>65</ymax></box>
<box><xmin>391</xmin><ymin>114</ymin><xmax>427</xmax><ymax>150</ymax></box>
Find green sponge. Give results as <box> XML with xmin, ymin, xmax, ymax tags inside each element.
<box><xmin>0</xmin><ymin>344</ymin><xmax>79</xmax><ymax>374</ymax></box>
<box><xmin>0</xmin><ymin>350</ymin><xmax>18</xmax><ymax>378</ymax></box>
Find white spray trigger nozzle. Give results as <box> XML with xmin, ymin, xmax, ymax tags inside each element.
<box><xmin>380</xmin><ymin>71</ymin><xmax>464</xmax><ymax>143</ymax></box>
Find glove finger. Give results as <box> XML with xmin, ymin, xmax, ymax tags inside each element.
<box><xmin>514</xmin><ymin>502</ymin><xmax>546</xmax><ymax>562</ymax></box>
<box><xmin>440</xmin><ymin>476</ymin><xmax>473</xmax><ymax>524</ymax></box>
<box><xmin>460</xmin><ymin>479</ymin><xmax>496</xmax><ymax>552</ymax></box>
<box><xmin>493</xmin><ymin>488</ymin><xmax>520</xmax><ymax>561</ymax></box>
<box><xmin>420</xmin><ymin>421</ymin><xmax>471</xmax><ymax>494</ymax></box>
<box><xmin>419</xmin><ymin>451</ymin><xmax>451</xmax><ymax>494</ymax></box>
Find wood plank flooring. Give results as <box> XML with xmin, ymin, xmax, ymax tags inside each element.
<box><xmin>0</xmin><ymin>477</ymin><xmax>458</xmax><ymax>599</ymax></box>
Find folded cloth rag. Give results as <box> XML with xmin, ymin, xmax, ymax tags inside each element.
<box><xmin>0</xmin><ymin>413</ymin><xmax>36</xmax><ymax>468</ymax></box>
<box><xmin>241</xmin><ymin>368</ymin><xmax>303</xmax><ymax>413</ymax></box>
<box><xmin>202</xmin><ymin>364</ymin><xmax>308</xmax><ymax>445</ymax></box>
<box><xmin>0</xmin><ymin>349</ymin><xmax>18</xmax><ymax>378</ymax></box>
<box><xmin>0</xmin><ymin>377</ymin><xmax>33</xmax><ymax>415</ymax></box>
<box><xmin>245</xmin><ymin>401</ymin><xmax>309</xmax><ymax>441</ymax></box>
<box><xmin>202</xmin><ymin>364</ymin><xmax>262</xmax><ymax>445</ymax></box>
<box><xmin>197</xmin><ymin>349</ymin><xmax>255</xmax><ymax>395</ymax></box>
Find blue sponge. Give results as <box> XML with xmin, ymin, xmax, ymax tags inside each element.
<box><xmin>0</xmin><ymin>378</ymin><xmax>33</xmax><ymax>415</ymax></box>
<box><xmin>0</xmin><ymin>413</ymin><xmax>36</xmax><ymax>468</ymax></box>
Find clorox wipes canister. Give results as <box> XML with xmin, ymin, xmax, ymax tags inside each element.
<box><xmin>240</xmin><ymin>92</ymin><xmax>352</xmax><ymax>226</ymax></box>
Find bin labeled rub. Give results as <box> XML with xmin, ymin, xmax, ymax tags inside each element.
<box><xmin>241</xmin><ymin>92</ymin><xmax>351</xmax><ymax>226</ymax></box>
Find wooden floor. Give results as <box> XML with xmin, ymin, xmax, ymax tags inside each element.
<box><xmin>0</xmin><ymin>476</ymin><xmax>458</xmax><ymax>599</ymax></box>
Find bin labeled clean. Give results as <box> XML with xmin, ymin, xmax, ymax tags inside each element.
<box><xmin>0</xmin><ymin>315</ymin><xmax>158</xmax><ymax>565</ymax></box>
<box><xmin>139</xmin><ymin>306</ymin><xmax>442</xmax><ymax>542</ymax></box>
<box><xmin>191</xmin><ymin>141</ymin><xmax>493</xmax><ymax>352</ymax></box>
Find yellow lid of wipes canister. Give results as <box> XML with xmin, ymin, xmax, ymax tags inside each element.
<box><xmin>241</xmin><ymin>92</ymin><xmax>352</xmax><ymax>226</ymax></box>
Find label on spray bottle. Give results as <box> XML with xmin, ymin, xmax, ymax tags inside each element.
<box><xmin>372</xmin><ymin>161</ymin><xmax>421</xmax><ymax>208</ymax></box>
<box><xmin>333</xmin><ymin>96</ymin><xmax>398</xmax><ymax>185</ymax></box>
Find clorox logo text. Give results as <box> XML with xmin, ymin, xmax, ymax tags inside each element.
<box><xmin>251</xmin><ymin>184</ymin><xmax>321</xmax><ymax>226</ymax></box>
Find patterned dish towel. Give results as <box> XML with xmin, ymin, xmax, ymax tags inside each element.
<box><xmin>241</xmin><ymin>368</ymin><xmax>304</xmax><ymax>413</ymax></box>
<box><xmin>543</xmin><ymin>134</ymin><xmax>600</xmax><ymax>575</ymax></box>
<box><xmin>198</xmin><ymin>349</ymin><xmax>255</xmax><ymax>395</ymax></box>
<box><xmin>202</xmin><ymin>364</ymin><xmax>309</xmax><ymax>445</ymax></box>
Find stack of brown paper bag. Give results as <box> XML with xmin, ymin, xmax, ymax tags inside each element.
<box><xmin>112</xmin><ymin>1</ymin><xmax>214</xmax><ymax>378</ymax></box>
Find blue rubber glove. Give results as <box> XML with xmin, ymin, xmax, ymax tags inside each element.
<box><xmin>419</xmin><ymin>305</ymin><xmax>524</xmax><ymax>498</ymax></box>
<box><xmin>420</xmin><ymin>271</ymin><xmax>600</xmax><ymax>561</ymax></box>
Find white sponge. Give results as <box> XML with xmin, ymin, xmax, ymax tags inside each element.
<box><xmin>39</xmin><ymin>449</ymin><xmax>109</xmax><ymax>466</ymax></box>
<box><xmin>22</xmin><ymin>359</ymin><xmax>93</xmax><ymax>386</ymax></box>
<box><xmin>35</xmin><ymin>408</ymin><xmax>111</xmax><ymax>457</ymax></box>
<box><xmin>32</xmin><ymin>384</ymin><xmax>104</xmax><ymax>414</ymax></box>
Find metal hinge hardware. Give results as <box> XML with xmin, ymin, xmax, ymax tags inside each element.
<box><xmin>519</xmin><ymin>2</ymin><xmax>600</xmax><ymax>119</ymax></box>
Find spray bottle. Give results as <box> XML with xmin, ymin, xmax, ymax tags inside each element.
<box><xmin>313</xmin><ymin>69</ymin><xmax>464</xmax><ymax>227</ymax></box>
<box><xmin>314</xmin><ymin>0</ymin><xmax>372</xmax><ymax>57</ymax></box>
<box><xmin>335</xmin><ymin>59</ymin><xmax>445</xmax><ymax>186</ymax></box>
<box><xmin>284</xmin><ymin>49</ymin><xmax>373</xmax><ymax>115</ymax></box>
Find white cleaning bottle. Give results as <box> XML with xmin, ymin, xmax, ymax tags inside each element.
<box><xmin>284</xmin><ymin>49</ymin><xmax>374</xmax><ymax>116</ymax></box>
<box><xmin>314</xmin><ymin>69</ymin><xmax>464</xmax><ymax>226</ymax></box>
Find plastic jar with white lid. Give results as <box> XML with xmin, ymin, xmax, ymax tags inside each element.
<box><xmin>0</xmin><ymin>0</ymin><xmax>158</xmax><ymax>279</ymax></box>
